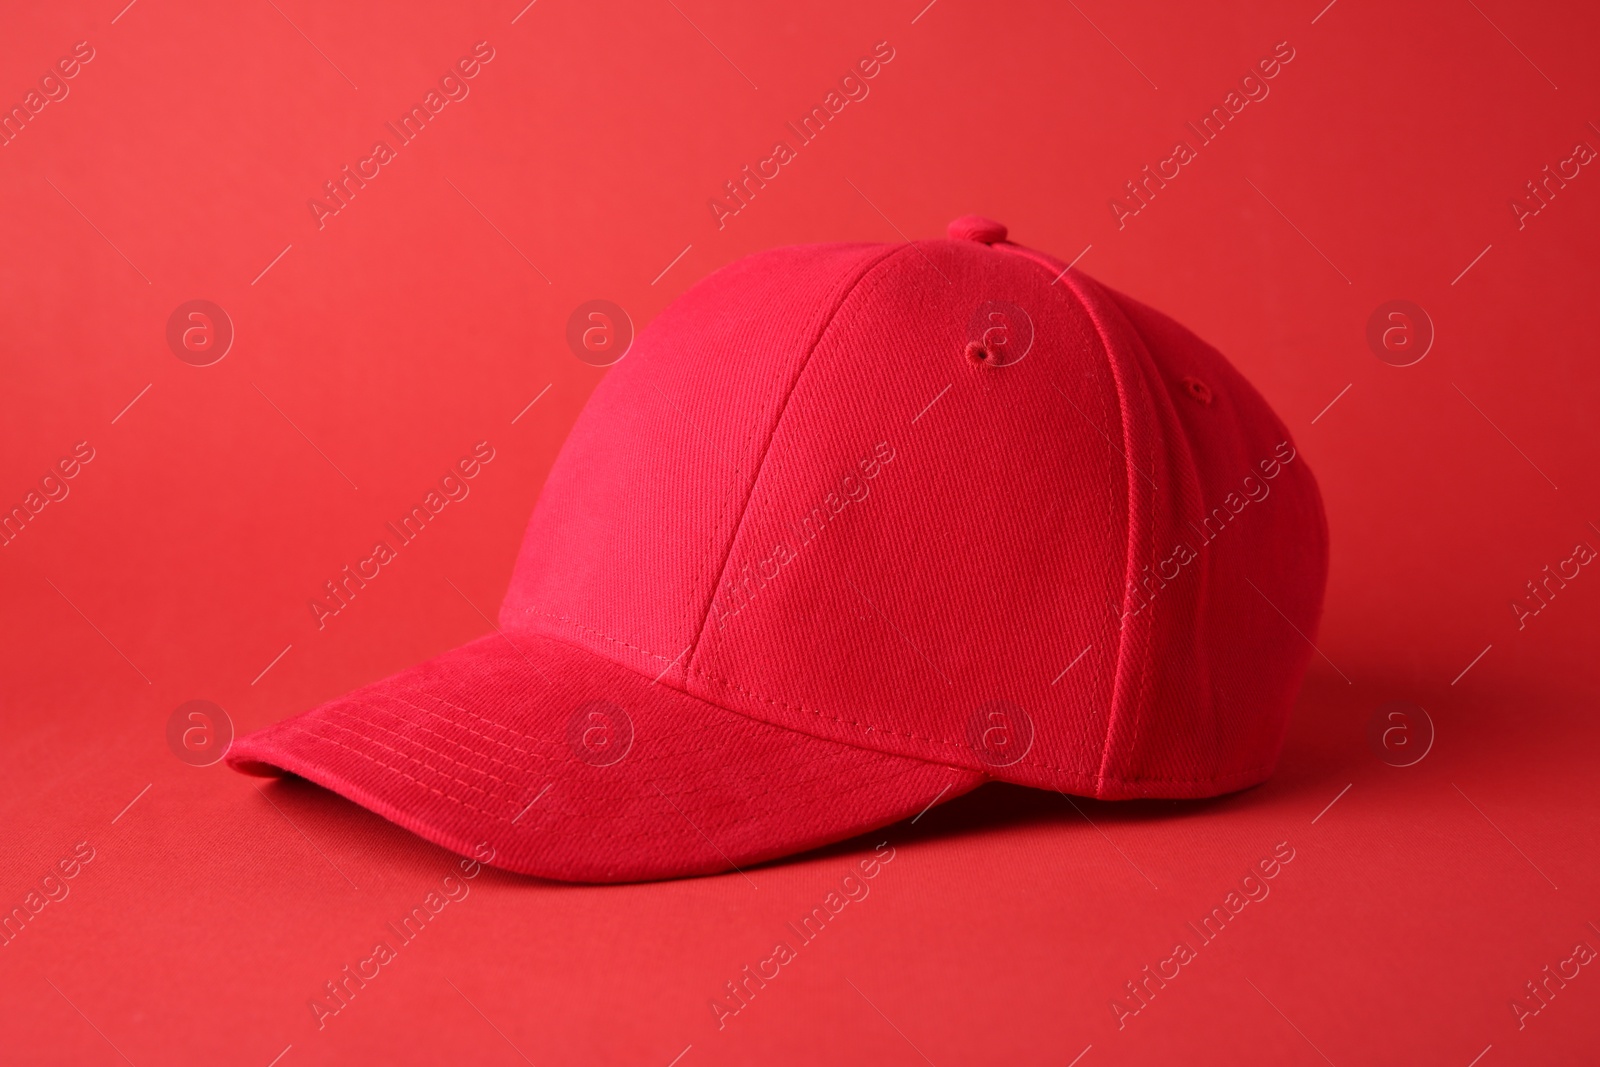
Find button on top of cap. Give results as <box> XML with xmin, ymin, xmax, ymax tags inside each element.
<box><xmin>947</xmin><ymin>215</ymin><xmax>1008</xmax><ymax>244</ymax></box>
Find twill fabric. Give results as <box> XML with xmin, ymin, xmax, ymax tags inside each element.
<box><xmin>228</xmin><ymin>220</ymin><xmax>1330</xmax><ymax>882</ymax></box>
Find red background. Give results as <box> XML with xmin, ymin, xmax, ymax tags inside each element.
<box><xmin>2</xmin><ymin>0</ymin><xmax>1598</xmax><ymax>1063</ymax></box>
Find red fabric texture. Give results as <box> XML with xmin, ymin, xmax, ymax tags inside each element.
<box><xmin>8</xmin><ymin>4</ymin><xmax>1597</xmax><ymax>1060</ymax></box>
<box><xmin>228</xmin><ymin>230</ymin><xmax>1328</xmax><ymax>880</ymax></box>
<box><xmin>227</xmin><ymin>631</ymin><xmax>982</xmax><ymax>882</ymax></box>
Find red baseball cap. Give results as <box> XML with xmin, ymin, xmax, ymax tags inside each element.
<box><xmin>227</xmin><ymin>216</ymin><xmax>1329</xmax><ymax>882</ymax></box>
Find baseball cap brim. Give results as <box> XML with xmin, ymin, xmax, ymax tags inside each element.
<box><xmin>226</xmin><ymin>631</ymin><xmax>985</xmax><ymax>882</ymax></box>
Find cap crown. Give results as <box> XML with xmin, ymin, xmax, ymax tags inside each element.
<box><xmin>502</xmin><ymin>237</ymin><xmax>1327</xmax><ymax>797</ymax></box>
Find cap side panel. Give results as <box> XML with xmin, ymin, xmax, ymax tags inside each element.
<box><xmin>1104</xmin><ymin>290</ymin><xmax>1330</xmax><ymax>794</ymax></box>
<box><xmin>988</xmin><ymin>245</ymin><xmax>1153</xmax><ymax>796</ymax></box>
<box><xmin>1004</xmin><ymin>242</ymin><xmax>1301</xmax><ymax>796</ymax></box>
<box><xmin>1046</xmin><ymin>270</ymin><xmax>1195</xmax><ymax>795</ymax></box>
<box><xmin>499</xmin><ymin>243</ymin><xmax>894</xmax><ymax>679</ymax></box>
<box><xmin>1071</xmin><ymin>283</ymin><xmax>1228</xmax><ymax>792</ymax></box>
<box><xmin>994</xmin><ymin>243</ymin><xmax>1224</xmax><ymax>795</ymax></box>
<box><xmin>681</xmin><ymin>243</ymin><xmax>913</xmax><ymax>679</ymax></box>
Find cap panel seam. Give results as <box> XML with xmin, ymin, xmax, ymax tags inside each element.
<box><xmin>680</xmin><ymin>242</ymin><xmax>916</xmax><ymax>677</ymax></box>
<box><xmin>991</xmin><ymin>242</ymin><xmax>1147</xmax><ymax>796</ymax></box>
<box><xmin>522</xmin><ymin>607</ymin><xmax>676</xmax><ymax>662</ymax></box>
<box><xmin>299</xmin><ymin>692</ymin><xmax>1276</xmax><ymax>795</ymax></box>
<box><xmin>1060</xmin><ymin>272</ymin><xmax>1156</xmax><ymax>795</ymax></box>
<box><xmin>689</xmin><ymin>662</ymin><xmax>1272</xmax><ymax>785</ymax></box>
<box><xmin>1103</xmin><ymin>288</ymin><xmax>1225</xmax><ymax>779</ymax></box>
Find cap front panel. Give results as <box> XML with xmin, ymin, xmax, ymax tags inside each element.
<box><xmin>685</xmin><ymin>240</ymin><xmax>1130</xmax><ymax>790</ymax></box>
